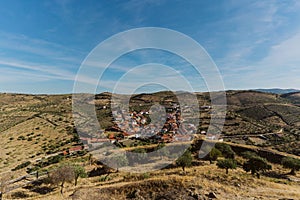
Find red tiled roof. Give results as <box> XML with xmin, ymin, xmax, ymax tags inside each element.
<box><xmin>69</xmin><ymin>146</ymin><xmax>83</xmax><ymax>152</ymax></box>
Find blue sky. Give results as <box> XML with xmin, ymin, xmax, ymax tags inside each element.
<box><xmin>0</xmin><ymin>0</ymin><xmax>300</xmax><ymax>94</ymax></box>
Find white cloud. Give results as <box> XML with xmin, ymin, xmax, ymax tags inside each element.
<box><xmin>0</xmin><ymin>60</ymin><xmax>74</xmax><ymax>80</ymax></box>
<box><xmin>261</xmin><ymin>32</ymin><xmax>300</xmax><ymax>67</ymax></box>
<box><xmin>213</xmin><ymin>1</ymin><xmax>300</xmax><ymax>90</ymax></box>
<box><xmin>0</xmin><ymin>31</ymin><xmax>85</xmax><ymax>64</ymax></box>
<box><xmin>223</xmin><ymin>31</ymin><xmax>300</xmax><ymax>90</ymax></box>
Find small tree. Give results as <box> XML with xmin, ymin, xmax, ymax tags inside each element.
<box><xmin>241</xmin><ymin>151</ymin><xmax>257</xmax><ymax>159</ymax></box>
<box><xmin>215</xmin><ymin>143</ymin><xmax>235</xmax><ymax>159</ymax></box>
<box><xmin>217</xmin><ymin>159</ymin><xmax>237</xmax><ymax>174</ymax></box>
<box><xmin>73</xmin><ymin>165</ymin><xmax>87</xmax><ymax>186</ymax></box>
<box><xmin>243</xmin><ymin>156</ymin><xmax>271</xmax><ymax>178</ymax></box>
<box><xmin>282</xmin><ymin>157</ymin><xmax>300</xmax><ymax>175</ymax></box>
<box><xmin>205</xmin><ymin>147</ymin><xmax>222</xmax><ymax>164</ymax></box>
<box><xmin>176</xmin><ymin>150</ymin><xmax>192</xmax><ymax>172</ymax></box>
<box><xmin>50</xmin><ymin>165</ymin><xmax>75</xmax><ymax>194</ymax></box>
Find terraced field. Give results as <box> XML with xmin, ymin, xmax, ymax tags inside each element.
<box><xmin>1</xmin><ymin>90</ymin><xmax>300</xmax><ymax>173</ymax></box>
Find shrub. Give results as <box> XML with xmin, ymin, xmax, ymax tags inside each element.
<box><xmin>17</xmin><ymin>135</ymin><xmax>26</xmax><ymax>140</ymax></box>
<box><xmin>204</xmin><ymin>147</ymin><xmax>222</xmax><ymax>164</ymax></box>
<box><xmin>282</xmin><ymin>157</ymin><xmax>300</xmax><ymax>175</ymax></box>
<box><xmin>176</xmin><ymin>150</ymin><xmax>192</xmax><ymax>172</ymax></box>
<box><xmin>47</xmin><ymin>155</ymin><xmax>63</xmax><ymax>165</ymax></box>
<box><xmin>11</xmin><ymin>191</ymin><xmax>29</xmax><ymax>198</ymax></box>
<box><xmin>73</xmin><ymin>164</ymin><xmax>87</xmax><ymax>186</ymax></box>
<box><xmin>215</xmin><ymin>143</ymin><xmax>235</xmax><ymax>159</ymax></box>
<box><xmin>50</xmin><ymin>165</ymin><xmax>75</xmax><ymax>194</ymax></box>
<box><xmin>12</xmin><ymin>161</ymin><xmax>31</xmax><ymax>171</ymax></box>
<box><xmin>243</xmin><ymin>156</ymin><xmax>271</xmax><ymax>178</ymax></box>
<box><xmin>241</xmin><ymin>151</ymin><xmax>258</xmax><ymax>159</ymax></box>
<box><xmin>217</xmin><ymin>159</ymin><xmax>237</xmax><ymax>174</ymax></box>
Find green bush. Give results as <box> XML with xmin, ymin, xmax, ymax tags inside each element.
<box><xmin>243</xmin><ymin>156</ymin><xmax>271</xmax><ymax>178</ymax></box>
<box><xmin>204</xmin><ymin>147</ymin><xmax>222</xmax><ymax>164</ymax></box>
<box><xmin>241</xmin><ymin>151</ymin><xmax>257</xmax><ymax>159</ymax></box>
<box><xmin>12</xmin><ymin>161</ymin><xmax>31</xmax><ymax>171</ymax></box>
<box><xmin>99</xmin><ymin>175</ymin><xmax>111</xmax><ymax>182</ymax></box>
<box><xmin>282</xmin><ymin>157</ymin><xmax>300</xmax><ymax>175</ymax></box>
<box><xmin>17</xmin><ymin>135</ymin><xmax>26</xmax><ymax>140</ymax></box>
<box><xmin>176</xmin><ymin>150</ymin><xmax>192</xmax><ymax>172</ymax></box>
<box><xmin>217</xmin><ymin>158</ymin><xmax>237</xmax><ymax>174</ymax></box>
<box><xmin>215</xmin><ymin>143</ymin><xmax>235</xmax><ymax>159</ymax></box>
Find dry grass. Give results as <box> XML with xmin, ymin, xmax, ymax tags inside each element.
<box><xmin>3</xmin><ymin>161</ymin><xmax>299</xmax><ymax>200</ymax></box>
<box><xmin>0</xmin><ymin>117</ymin><xmax>73</xmax><ymax>172</ymax></box>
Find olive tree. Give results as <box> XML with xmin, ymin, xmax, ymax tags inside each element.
<box><xmin>205</xmin><ymin>147</ymin><xmax>222</xmax><ymax>164</ymax></box>
<box><xmin>215</xmin><ymin>143</ymin><xmax>235</xmax><ymax>159</ymax></box>
<box><xmin>282</xmin><ymin>157</ymin><xmax>300</xmax><ymax>175</ymax></box>
<box><xmin>73</xmin><ymin>165</ymin><xmax>87</xmax><ymax>186</ymax></box>
<box><xmin>243</xmin><ymin>156</ymin><xmax>271</xmax><ymax>178</ymax></box>
<box><xmin>217</xmin><ymin>159</ymin><xmax>237</xmax><ymax>174</ymax></box>
<box><xmin>176</xmin><ymin>150</ymin><xmax>192</xmax><ymax>172</ymax></box>
<box><xmin>50</xmin><ymin>165</ymin><xmax>75</xmax><ymax>194</ymax></box>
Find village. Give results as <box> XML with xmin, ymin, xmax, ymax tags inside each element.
<box><xmin>79</xmin><ymin>103</ymin><xmax>214</xmax><ymax>151</ymax></box>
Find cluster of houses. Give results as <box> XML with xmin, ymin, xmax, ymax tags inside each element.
<box><xmin>75</xmin><ymin>103</ymin><xmax>215</xmax><ymax>150</ymax></box>
<box><xmin>112</xmin><ymin>109</ymin><xmax>157</xmax><ymax>138</ymax></box>
<box><xmin>112</xmin><ymin>103</ymin><xmax>200</xmax><ymax>136</ymax></box>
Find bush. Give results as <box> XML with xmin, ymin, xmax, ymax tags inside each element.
<box><xmin>99</xmin><ymin>175</ymin><xmax>112</xmax><ymax>182</ymax></box>
<box><xmin>12</xmin><ymin>161</ymin><xmax>31</xmax><ymax>171</ymax></box>
<box><xmin>204</xmin><ymin>147</ymin><xmax>222</xmax><ymax>164</ymax></box>
<box><xmin>176</xmin><ymin>150</ymin><xmax>192</xmax><ymax>172</ymax></box>
<box><xmin>282</xmin><ymin>157</ymin><xmax>300</xmax><ymax>175</ymax></box>
<box><xmin>215</xmin><ymin>143</ymin><xmax>235</xmax><ymax>159</ymax></box>
<box><xmin>11</xmin><ymin>191</ymin><xmax>29</xmax><ymax>198</ymax></box>
<box><xmin>241</xmin><ymin>151</ymin><xmax>257</xmax><ymax>159</ymax></box>
<box><xmin>47</xmin><ymin>155</ymin><xmax>63</xmax><ymax>165</ymax></box>
<box><xmin>50</xmin><ymin>165</ymin><xmax>75</xmax><ymax>194</ymax></box>
<box><xmin>217</xmin><ymin>159</ymin><xmax>237</xmax><ymax>174</ymax></box>
<box><xmin>17</xmin><ymin>135</ymin><xmax>26</xmax><ymax>140</ymax></box>
<box><xmin>243</xmin><ymin>156</ymin><xmax>271</xmax><ymax>178</ymax></box>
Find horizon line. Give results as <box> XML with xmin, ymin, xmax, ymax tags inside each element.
<box><xmin>0</xmin><ymin>87</ymin><xmax>299</xmax><ymax>96</ymax></box>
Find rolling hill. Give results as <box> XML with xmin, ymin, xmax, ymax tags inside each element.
<box><xmin>0</xmin><ymin>90</ymin><xmax>300</xmax><ymax>199</ymax></box>
<box><xmin>254</xmin><ymin>88</ymin><xmax>300</xmax><ymax>94</ymax></box>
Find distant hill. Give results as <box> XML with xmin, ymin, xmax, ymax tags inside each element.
<box><xmin>254</xmin><ymin>88</ymin><xmax>300</xmax><ymax>94</ymax></box>
<box><xmin>281</xmin><ymin>92</ymin><xmax>300</xmax><ymax>104</ymax></box>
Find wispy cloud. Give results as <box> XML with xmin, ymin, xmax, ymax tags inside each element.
<box><xmin>211</xmin><ymin>0</ymin><xmax>300</xmax><ymax>89</ymax></box>
<box><xmin>119</xmin><ymin>0</ymin><xmax>166</xmax><ymax>24</ymax></box>
<box><xmin>0</xmin><ymin>31</ymin><xmax>85</xmax><ymax>64</ymax></box>
<box><xmin>0</xmin><ymin>31</ymin><xmax>91</xmax><ymax>88</ymax></box>
<box><xmin>223</xmin><ymin>30</ymin><xmax>300</xmax><ymax>89</ymax></box>
<box><xmin>0</xmin><ymin>59</ymin><xmax>75</xmax><ymax>81</ymax></box>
